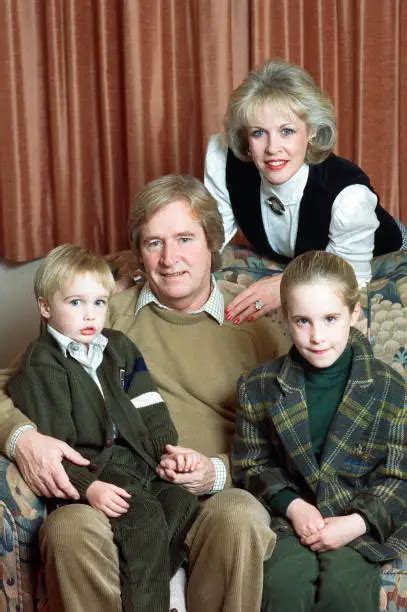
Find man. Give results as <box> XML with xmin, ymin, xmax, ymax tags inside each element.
<box><xmin>1</xmin><ymin>175</ymin><xmax>289</xmax><ymax>611</ymax></box>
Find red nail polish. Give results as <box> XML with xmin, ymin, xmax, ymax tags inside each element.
<box><xmin>233</xmin><ymin>317</ymin><xmax>240</xmax><ymax>325</ymax></box>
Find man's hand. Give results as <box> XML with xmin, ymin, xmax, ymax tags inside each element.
<box><xmin>224</xmin><ymin>275</ymin><xmax>282</xmax><ymax>324</ymax></box>
<box><xmin>301</xmin><ymin>514</ymin><xmax>367</xmax><ymax>552</ymax></box>
<box><xmin>86</xmin><ymin>480</ymin><xmax>131</xmax><ymax>518</ymax></box>
<box><xmin>15</xmin><ymin>429</ymin><xmax>89</xmax><ymax>499</ymax></box>
<box><xmin>286</xmin><ymin>498</ymin><xmax>325</xmax><ymax>538</ymax></box>
<box><xmin>156</xmin><ymin>444</ymin><xmax>216</xmax><ymax>495</ymax></box>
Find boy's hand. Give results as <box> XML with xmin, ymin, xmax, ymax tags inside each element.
<box><xmin>86</xmin><ymin>480</ymin><xmax>131</xmax><ymax>518</ymax></box>
<box><xmin>301</xmin><ymin>514</ymin><xmax>367</xmax><ymax>552</ymax></box>
<box><xmin>286</xmin><ymin>498</ymin><xmax>325</xmax><ymax>537</ymax></box>
<box><xmin>156</xmin><ymin>444</ymin><xmax>216</xmax><ymax>495</ymax></box>
<box><xmin>159</xmin><ymin>448</ymin><xmax>202</xmax><ymax>473</ymax></box>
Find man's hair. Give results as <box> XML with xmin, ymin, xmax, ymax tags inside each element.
<box><xmin>34</xmin><ymin>244</ymin><xmax>115</xmax><ymax>301</ymax></box>
<box><xmin>128</xmin><ymin>174</ymin><xmax>225</xmax><ymax>272</ymax></box>
<box><xmin>225</xmin><ymin>58</ymin><xmax>336</xmax><ymax>165</ymax></box>
<box><xmin>280</xmin><ymin>251</ymin><xmax>359</xmax><ymax>317</ymax></box>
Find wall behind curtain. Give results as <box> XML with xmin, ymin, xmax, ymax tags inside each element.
<box><xmin>0</xmin><ymin>0</ymin><xmax>405</xmax><ymax>263</ymax></box>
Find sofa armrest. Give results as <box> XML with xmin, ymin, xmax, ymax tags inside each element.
<box><xmin>0</xmin><ymin>455</ymin><xmax>47</xmax><ymax>611</ymax></box>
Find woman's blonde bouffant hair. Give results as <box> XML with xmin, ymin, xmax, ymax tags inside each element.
<box><xmin>225</xmin><ymin>59</ymin><xmax>336</xmax><ymax>165</ymax></box>
<box><xmin>280</xmin><ymin>251</ymin><xmax>360</xmax><ymax>318</ymax></box>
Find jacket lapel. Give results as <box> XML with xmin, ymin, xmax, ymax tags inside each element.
<box><xmin>319</xmin><ymin>331</ymin><xmax>375</xmax><ymax>474</ymax></box>
<box><xmin>271</xmin><ymin>353</ymin><xmax>321</xmax><ymax>492</ymax></box>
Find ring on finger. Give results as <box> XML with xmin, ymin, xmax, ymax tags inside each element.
<box><xmin>254</xmin><ymin>299</ymin><xmax>263</xmax><ymax>311</ymax></box>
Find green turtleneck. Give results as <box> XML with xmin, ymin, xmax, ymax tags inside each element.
<box><xmin>270</xmin><ymin>345</ymin><xmax>353</xmax><ymax>516</ymax></box>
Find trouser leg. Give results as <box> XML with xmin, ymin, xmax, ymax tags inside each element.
<box><xmin>40</xmin><ymin>504</ymin><xmax>121</xmax><ymax>612</ymax></box>
<box><xmin>151</xmin><ymin>479</ymin><xmax>199</xmax><ymax>576</ymax></box>
<box><xmin>110</xmin><ymin>487</ymin><xmax>170</xmax><ymax>612</ymax></box>
<box><xmin>186</xmin><ymin>488</ymin><xmax>276</xmax><ymax>612</ymax></box>
<box><xmin>262</xmin><ymin>535</ymin><xmax>318</xmax><ymax>612</ymax></box>
<box><xmin>314</xmin><ymin>546</ymin><xmax>381</xmax><ymax>612</ymax></box>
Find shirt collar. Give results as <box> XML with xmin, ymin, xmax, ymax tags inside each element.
<box><xmin>261</xmin><ymin>163</ymin><xmax>309</xmax><ymax>205</ymax></box>
<box><xmin>135</xmin><ymin>277</ymin><xmax>225</xmax><ymax>325</ymax></box>
<box><xmin>47</xmin><ymin>324</ymin><xmax>108</xmax><ymax>357</ymax></box>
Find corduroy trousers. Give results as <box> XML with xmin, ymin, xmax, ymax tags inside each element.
<box><xmin>262</xmin><ymin>535</ymin><xmax>380</xmax><ymax>612</ymax></box>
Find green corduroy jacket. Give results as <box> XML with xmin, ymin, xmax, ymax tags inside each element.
<box><xmin>8</xmin><ymin>328</ymin><xmax>178</xmax><ymax>498</ymax></box>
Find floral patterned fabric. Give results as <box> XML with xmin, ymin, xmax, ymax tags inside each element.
<box><xmin>0</xmin><ymin>246</ymin><xmax>405</xmax><ymax>610</ymax></box>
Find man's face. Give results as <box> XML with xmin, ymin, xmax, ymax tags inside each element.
<box><xmin>139</xmin><ymin>199</ymin><xmax>212</xmax><ymax>312</ymax></box>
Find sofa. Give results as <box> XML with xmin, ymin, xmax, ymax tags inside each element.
<box><xmin>1</xmin><ymin>245</ymin><xmax>406</xmax><ymax>611</ymax></box>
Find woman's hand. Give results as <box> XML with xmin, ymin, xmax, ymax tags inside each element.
<box><xmin>104</xmin><ymin>250</ymin><xmax>142</xmax><ymax>294</ymax></box>
<box><xmin>225</xmin><ymin>274</ymin><xmax>282</xmax><ymax>323</ymax></box>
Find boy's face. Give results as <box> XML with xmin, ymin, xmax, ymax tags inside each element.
<box><xmin>38</xmin><ymin>272</ymin><xmax>110</xmax><ymax>346</ymax></box>
<box><xmin>285</xmin><ymin>280</ymin><xmax>360</xmax><ymax>368</ymax></box>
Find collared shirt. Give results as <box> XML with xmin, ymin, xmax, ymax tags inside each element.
<box><xmin>135</xmin><ymin>277</ymin><xmax>225</xmax><ymax>325</ymax></box>
<box><xmin>135</xmin><ymin>279</ymin><xmax>227</xmax><ymax>493</ymax></box>
<box><xmin>47</xmin><ymin>325</ymin><xmax>108</xmax><ymax>397</ymax></box>
<box><xmin>204</xmin><ymin>133</ymin><xmax>379</xmax><ymax>286</ymax></box>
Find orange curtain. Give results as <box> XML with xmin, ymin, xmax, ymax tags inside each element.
<box><xmin>1</xmin><ymin>0</ymin><xmax>405</xmax><ymax>262</ymax></box>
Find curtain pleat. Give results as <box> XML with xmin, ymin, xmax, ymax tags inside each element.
<box><xmin>0</xmin><ymin>0</ymin><xmax>405</xmax><ymax>262</ymax></box>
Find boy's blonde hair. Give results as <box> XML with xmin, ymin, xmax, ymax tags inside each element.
<box><xmin>35</xmin><ymin>244</ymin><xmax>115</xmax><ymax>301</ymax></box>
<box><xmin>280</xmin><ymin>251</ymin><xmax>359</xmax><ymax>317</ymax></box>
<box><xmin>128</xmin><ymin>174</ymin><xmax>225</xmax><ymax>272</ymax></box>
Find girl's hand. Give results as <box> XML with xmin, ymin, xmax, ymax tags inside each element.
<box><xmin>224</xmin><ymin>275</ymin><xmax>282</xmax><ymax>324</ymax></box>
<box><xmin>301</xmin><ymin>514</ymin><xmax>367</xmax><ymax>552</ymax></box>
<box><xmin>86</xmin><ymin>480</ymin><xmax>131</xmax><ymax>517</ymax></box>
<box><xmin>286</xmin><ymin>498</ymin><xmax>325</xmax><ymax>538</ymax></box>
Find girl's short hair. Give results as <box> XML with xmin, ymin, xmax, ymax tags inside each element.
<box><xmin>34</xmin><ymin>244</ymin><xmax>115</xmax><ymax>301</ymax></box>
<box><xmin>225</xmin><ymin>58</ymin><xmax>336</xmax><ymax>165</ymax></box>
<box><xmin>280</xmin><ymin>251</ymin><xmax>359</xmax><ymax>317</ymax></box>
<box><xmin>128</xmin><ymin>174</ymin><xmax>225</xmax><ymax>272</ymax></box>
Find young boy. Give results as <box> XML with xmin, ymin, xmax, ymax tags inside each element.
<box><xmin>232</xmin><ymin>250</ymin><xmax>406</xmax><ymax>612</ymax></box>
<box><xmin>8</xmin><ymin>244</ymin><xmax>199</xmax><ymax>612</ymax></box>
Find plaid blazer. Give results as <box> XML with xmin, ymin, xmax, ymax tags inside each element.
<box><xmin>232</xmin><ymin>329</ymin><xmax>406</xmax><ymax>562</ymax></box>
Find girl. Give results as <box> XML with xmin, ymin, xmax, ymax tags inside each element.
<box><xmin>232</xmin><ymin>250</ymin><xmax>406</xmax><ymax>611</ymax></box>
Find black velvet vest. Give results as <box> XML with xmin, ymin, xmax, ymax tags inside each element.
<box><xmin>225</xmin><ymin>151</ymin><xmax>402</xmax><ymax>262</ymax></box>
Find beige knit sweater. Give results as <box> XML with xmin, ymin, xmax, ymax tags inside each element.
<box><xmin>106</xmin><ymin>281</ymin><xmax>290</xmax><ymax>485</ymax></box>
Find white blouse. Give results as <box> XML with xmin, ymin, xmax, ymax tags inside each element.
<box><xmin>204</xmin><ymin>133</ymin><xmax>379</xmax><ymax>287</ymax></box>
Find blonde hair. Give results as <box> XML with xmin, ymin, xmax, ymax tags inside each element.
<box><xmin>35</xmin><ymin>244</ymin><xmax>115</xmax><ymax>301</ymax></box>
<box><xmin>225</xmin><ymin>58</ymin><xmax>336</xmax><ymax>165</ymax></box>
<box><xmin>280</xmin><ymin>251</ymin><xmax>359</xmax><ymax>317</ymax></box>
<box><xmin>128</xmin><ymin>174</ymin><xmax>225</xmax><ymax>271</ymax></box>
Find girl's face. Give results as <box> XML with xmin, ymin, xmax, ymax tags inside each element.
<box><xmin>285</xmin><ymin>280</ymin><xmax>360</xmax><ymax>368</ymax></box>
<box><xmin>247</xmin><ymin>102</ymin><xmax>311</xmax><ymax>185</ymax></box>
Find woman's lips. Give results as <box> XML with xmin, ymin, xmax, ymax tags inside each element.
<box><xmin>265</xmin><ymin>160</ymin><xmax>288</xmax><ymax>170</ymax></box>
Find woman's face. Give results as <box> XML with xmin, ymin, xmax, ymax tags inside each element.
<box><xmin>247</xmin><ymin>102</ymin><xmax>310</xmax><ymax>185</ymax></box>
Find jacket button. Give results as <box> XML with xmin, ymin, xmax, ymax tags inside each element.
<box><xmin>88</xmin><ymin>463</ymin><xmax>98</xmax><ymax>472</ymax></box>
<box><xmin>106</xmin><ymin>438</ymin><xmax>113</xmax><ymax>448</ymax></box>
